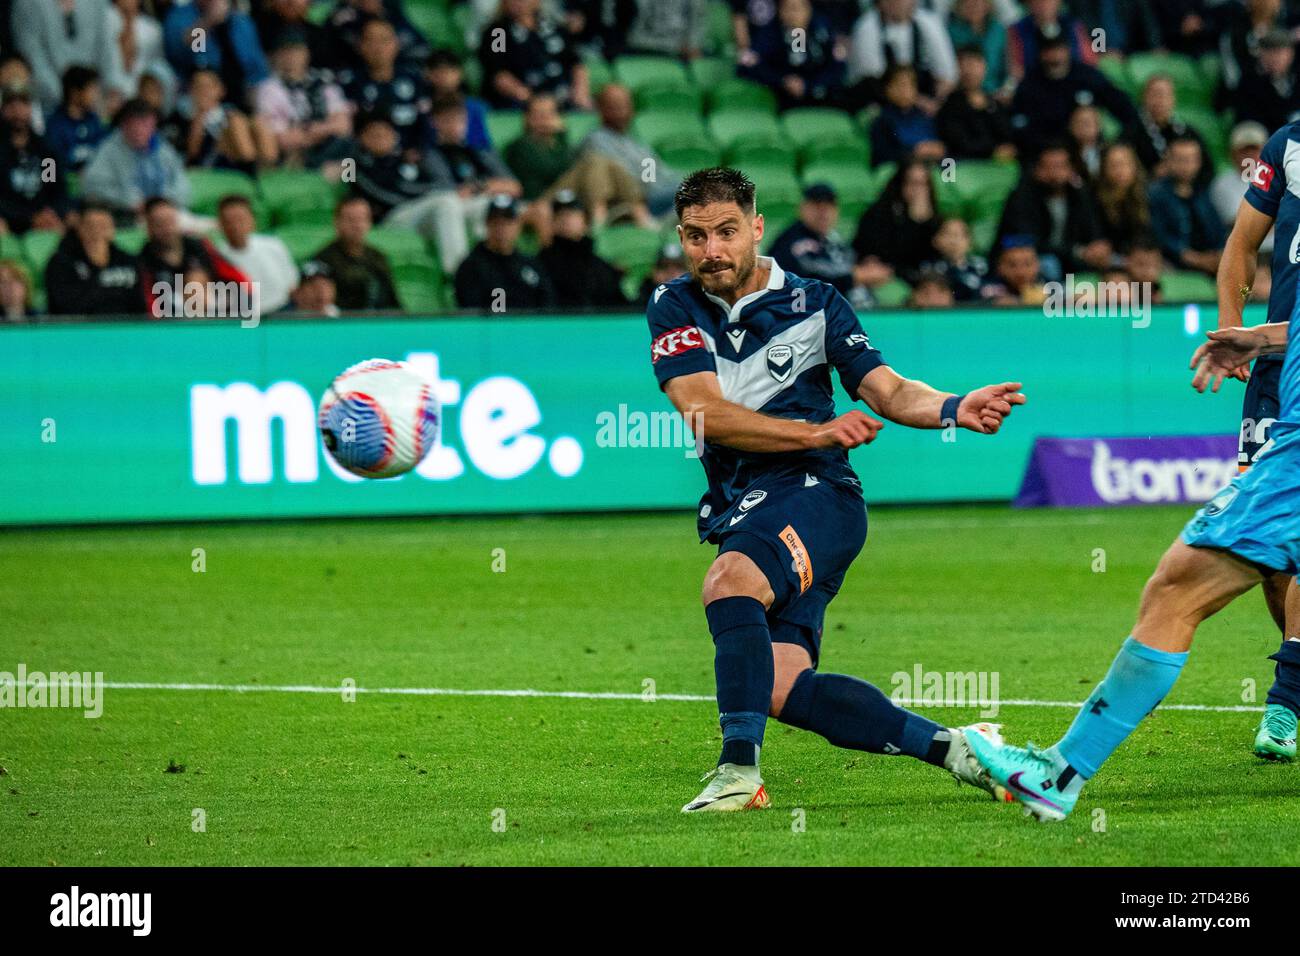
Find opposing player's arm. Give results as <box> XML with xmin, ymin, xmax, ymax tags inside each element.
<box><xmin>855</xmin><ymin>365</ymin><xmax>1026</xmax><ymax>434</ymax></box>
<box><xmin>1216</xmin><ymin>201</ymin><xmax>1274</xmax><ymax>331</ymax></box>
<box><xmin>664</xmin><ymin>370</ymin><xmax>884</xmax><ymax>452</ymax></box>
<box><xmin>1191</xmin><ymin>322</ymin><xmax>1290</xmax><ymax>393</ymax></box>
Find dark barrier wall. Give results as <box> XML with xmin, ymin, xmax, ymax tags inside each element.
<box><xmin>1</xmin><ymin>304</ymin><xmax>1251</xmax><ymax>525</ymax></box>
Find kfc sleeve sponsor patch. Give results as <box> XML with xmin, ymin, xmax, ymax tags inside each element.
<box><xmin>651</xmin><ymin>326</ymin><xmax>706</xmax><ymax>364</ymax></box>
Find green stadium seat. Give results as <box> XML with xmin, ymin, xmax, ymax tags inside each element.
<box><xmin>1162</xmin><ymin>270</ymin><xmax>1218</xmax><ymax>303</ymax></box>
<box><xmin>800</xmin><ymin>161</ymin><xmax>883</xmax><ymax>208</ymax></box>
<box><xmin>485</xmin><ymin>111</ymin><xmax>524</xmax><ymax>150</ymax></box>
<box><xmin>1096</xmin><ymin>55</ymin><xmax>1136</xmax><ymax>99</ymax></box>
<box><xmin>1127</xmin><ymin>52</ymin><xmax>1207</xmax><ymax>104</ymax></box>
<box><xmin>874</xmin><ymin>278</ymin><xmax>911</xmax><ymax>307</ymax></box>
<box><xmin>1179</xmin><ymin>107</ymin><xmax>1229</xmax><ymax>165</ymax></box>
<box><xmin>187</xmin><ymin>168</ymin><xmax>263</xmax><ymax>219</ymax></box>
<box><xmin>274</xmin><ymin>224</ymin><xmax>335</xmax><ymax>264</ymax></box>
<box><xmin>594</xmin><ymin>225</ymin><xmax>662</xmax><ymax>272</ymax></box>
<box><xmin>781</xmin><ymin>107</ymin><xmax>859</xmax><ymax>144</ymax></box>
<box><xmin>0</xmin><ymin>232</ymin><xmax>25</xmax><ymax>265</ymax></box>
<box><xmin>969</xmin><ymin>214</ymin><xmax>998</xmax><ymax>255</ymax></box>
<box><xmin>368</xmin><ymin>228</ymin><xmax>439</xmax><ymax>269</ymax></box>
<box><xmin>707</xmin><ymin>109</ymin><xmax>783</xmax><ymax>149</ymax></box>
<box><xmin>396</xmin><ymin>274</ymin><xmax>447</xmax><ymax>313</ymax></box>
<box><xmin>725</xmin><ymin>139</ymin><xmax>797</xmax><ymax>170</ymax></box>
<box><xmin>705</xmin><ymin>0</ymin><xmax>735</xmax><ymax>56</ymax></box>
<box><xmin>406</xmin><ymin>1</ymin><xmax>453</xmax><ymax>47</ymax></box>
<box><xmin>658</xmin><ymin>141</ymin><xmax>722</xmax><ymax>172</ymax></box>
<box><xmin>563</xmin><ymin>111</ymin><xmax>600</xmax><ymax>143</ymax></box>
<box><xmin>799</xmin><ymin>138</ymin><xmax>870</xmax><ymax>170</ymax></box>
<box><xmin>614</xmin><ymin>56</ymin><xmax>691</xmax><ymax>93</ymax></box>
<box><xmin>636</xmin><ymin>83</ymin><xmax>704</xmax><ymax>114</ymax></box>
<box><xmin>951</xmin><ymin>159</ymin><xmax>1020</xmax><ymax>205</ymax></box>
<box><xmin>634</xmin><ymin>111</ymin><xmax>709</xmax><ymax>149</ymax></box>
<box><xmin>258</xmin><ymin>169</ymin><xmax>340</xmax><ymax>228</ymax></box>
<box><xmin>20</xmin><ymin>231</ymin><xmax>59</xmax><ymax>275</ymax></box>
<box><xmin>690</xmin><ymin>57</ymin><xmax>735</xmax><ymax>90</ymax></box>
<box><xmin>115</xmin><ymin>227</ymin><xmax>147</xmax><ymax>255</ymax></box>
<box><xmin>583</xmin><ymin>54</ymin><xmax>615</xmax><ymax>94</ymax></box>
<box><xmin>446</xmin><ymin>3</ymin><xmax>474</xmax><ymax>56</ymax></box>
<box><xmin>748</xmin><ymin>168</ymin><xmax>802</xmax><ymax>206</ymax></box>
<box><xmin>932</xmin><ymin>171</ymin><xmax>965</xmax><ymax>218</ymax></box>
<box><xmin>705</xmin><ymin>78</ymin><xmax>776</xmax><ymax>115</ymax></box>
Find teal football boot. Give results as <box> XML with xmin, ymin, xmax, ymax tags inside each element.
<box><xmin>1254</xmin><ymin>703</ymin><xmax>1297</xmax><ymax>762</ymax></box>
<box><xmin>963</xmin><ymin>730</ymin><xmax>1077</xmax><ymax>823</ymax></box>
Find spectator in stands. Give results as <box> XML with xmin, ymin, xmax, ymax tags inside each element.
<box><xmin>290</xmin><ymin>258</ymin><xmax>341</xmax><ymax>317</ymax></box>
<box><xmin>11</xmin><ymin>0</ymin><xmax>117</xmax><ymax>113</ymax></box>
<box><xmin>1006</xmin><ymin>0</ymin><xmax>1097</xmax><ymax>83</ymax></box>
<box><xmin>424</xmin><ymin>48</ymin><xmax>491</xmax><ymax>151</ymax></box>
<box><xmin>739</xmin><ymin>0</ymin><xmax>846</xmax><ymax>111</ymax></box>
<box><xmin>935</xmin><ymin>45</ymin><xmax>1015</xmax><ymax>161</ymax></box>
<box><xmin>1148</xmin><ymin>134</ymin><xmax>1225</xmax><ymax>276</ymax></box>
<box><xmin>214</xmin><ymin>194</ymin><xmax>300</xmax><ymax>314</ymax></box>
<box><xmin>340</xmin><ymin>18</ymin><xmax>432</xmax><ymax>153</ymax></box>
<box><xmin>565</xmin><ymin>0</ymin><xmax>638</xmax><ymax>61</ymax></box>
<box><xmin>0</xmin><ymin>55</ymin><xmax>42</xmax><ymax>131</ymax></box>
<box><xmin>137</xmin><ymin>195</ymin><xmax>250</xmax><ymax>315</ymax></box>
<box><xmin>848</xmin><ymin>0</ymin><xmax>956</xmax><ymax>109</ymax></box>
<box><xmin>730</xmin><ymin>0</ymin><xmax>779</xmax><ymax>62</ymax></box>
<box><xmin>637</xmin><ymin>241</ymin><xmax>686</xmax><ymax>307</ymax></box>
<box><xmin>1126</xmin><ymin>238</ymin><xmax>1166</xmax><ymax>303</ymax></box>
<box><xmin>107</xmin><ymin>0</ymin><xmax>177</xmax><ymax>110</ymax></box>
<box><xmin>854</xmin><ymin>158</ymin><xmax>941</xmax><ymax>282</ymax></box>
<box><xmin>45</xmin><ymin>67</ymin><xmax>107</xmax><ymax>173</ymax></box>
<box><xmin>626</xmin><ymin>0</ymin><xmax>710</xmax><ymax>60</ymax></box>
<box><xmin>768</xmin><ymin>182</ymin><xmax>883</xmax><ymax>309</ymax></box>
<box><xmin>1009</xmin><ymin>31</ymin><xmax>1138</xmax><ymax>156</ymax></box>
<box><xmin>1125</xmin><ymin>74</ymin><xmax>1211</xmax><ymax>186</ymax></box>
<box><xmin>537</xmin><ymin>189</ymin><xmax>627</xmax><ymax>307</ymax></box>
<box><xmin>582</xmin><ymin>83</ymin><xmax>680</xmax><ymax>217</ymax></box>
<box><xmin>947</xmin><ymin>0</ymin><xmax>1008</xmax><ymax>96</ymax></box>
<box><xmin>252</xmin><ymin>0</ymin><xmax>333</xmax><ymax>72</ymax></box>
<box><xmin>1069</xmin><ymin>0</ymin><xmax>1162</xmax><ymax>57</ymax></box>
<box><xmin>1094</xmin><ymin>142</ymin><xmax>1152</xmax><ymax>254</ymax></box>
<box><xmin>312</xmin><ymin>195</ymin><xmax>401</xmax><ymax>310</ymax></box>
<box><xmin>997</xmin><ymin>141</ymin><xmax>1111</xmax><ymax>279</ymax></box>
<box><xmin>44</xmin><ymin>201</ymin><xmax>144</xmax><ymax>315</ymax></box>
<box><xmin>256</xmin><ymin>30</ymin><xmax>353</xmax><ymax>168</ymax></box>
<box><xmin>1211</xmin><ymin>121</ymin><xmax>1273</xmax><ymax>253</ymax></box>
<box><xmin>324</xmin><ymin>0</ymin><xmax>430</xmax><ymax>73</ymax></box>
<box><xmin>1221</xmin><ymin>0</ymin><xmax>1293</xmax><ymax>97</ymax></box>
<box><xmin>504</xmin><ymin>93</ymin><xmax>575</xmax><ymax>200</ymax></box>
<box><xmin>1066</xmin><ymin>103</ymin><xmax>1103</xmax><ymax>181</ymax></box>
<box><xmin>478</xmin><ymin>0</ymin><xmax>591</xmax><ymax>111</ymax></box>
<box><xmin>1233</xmin><ymin>27</ymin><xmax>1300</xmax><ymax>132</ymax></box>
<box><xmin>980</xmin><ymin>236</ymin><xmax>1047</xmax><ymax>304</ymax></box>
<box><xmin>869</xmin><ymin>65</ymin><xmax>945</xmax><ymax>168</ymax></box>
<box><xmin>1146</xmin><ymin>0</ymin><xmax>1218</xmax><ymax>57</ymax></box>
<box><xmin>163</xmin><ymin>0</ymin><xmax>270</xmax><ymax>109</ymax></box>
<box><xmin>909</xmin><ymin>270</ymin><xmax>955</xmax><ymax>307</ymax></box>
<box><xmin>0</xmin><ymin>86</ymin><xmax>68</xmax><ymax>237</ymax></box>
<box><xmin>921</xmin><ymin>217</ymin><xmax>989</xmax><ymax>302</ymax></box>
<box><xmin>0</xmin><ymin>258</ymin><xmax>35</xmax><ymax>319</ymax></box>
<box><xmin>167</xmin><ymin>69</ymin><xmax>277</xmax><ymax>173</ymax></box>
<box><xmin>454</xmin><ymin>194</ymin><xmax>557</xmax><ymax>310</ymax></box>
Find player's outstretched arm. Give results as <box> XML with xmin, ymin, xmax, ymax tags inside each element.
<box><xmin>664</xmin><ymin>370</ymin><xmax>885</xmax><ymax>452</ymax></box>
<box><xmin>1191</xmin><ymin>323</ymin><xmax>1289</xmax><ymax>393</ymax></box>
<box><xmin>855</xmin><ymin>365</ymin><xmax>1026</xmax><ymax>434</ymax></box>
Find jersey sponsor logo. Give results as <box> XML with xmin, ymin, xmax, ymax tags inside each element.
<box><xmin>766</xmin><ymin>344</ymin><xmax>795</xmax><ymax>382</ymax></box>
<box><xmin>651</xmin><ymin>325</ymin><xmax>705</xmax><ymax>363</ymax></box>
<box><xmin>727</xmin><ymin>328</ymin><xmax>746</xmax><ymax>352</ymax></box>
<box><xmin>1252</xmin><ymin>159</ymin><xmax>1276</xmax><ymax>191</ymax></box>
<box><xmin>779</xmin><ymin>524</ymin><xmax>813</xmax><ymax>594</ymax></box>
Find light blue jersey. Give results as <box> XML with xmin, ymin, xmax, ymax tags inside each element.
<box><xmin>1183</xmin><ymin>322</ymin><xmax>1300</xmax><ymax>573</ymax></box>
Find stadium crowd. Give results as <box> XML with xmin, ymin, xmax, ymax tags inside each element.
<box><xmin>0</xmin><ymin>0</ymin><xmax>1293</xmax><ymax>319</ymax></box>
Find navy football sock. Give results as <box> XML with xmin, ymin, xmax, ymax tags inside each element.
<box><xmin>777</xmin><ymin>668</ymin><xmax>947</xmax><ymax>764</ymax></box>
<box><xmin>1266</xmin><ymin>639</ymin><xmax>1300</xmax><ymax>716</ymax></box>
<box><xmin>705</xmin><ymin>596</ymin><xmax>773</xmax><ymax>767</ymax></box>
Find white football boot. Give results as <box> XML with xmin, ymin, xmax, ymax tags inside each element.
<box><xmin>681</xmin><ymin>763</ymin><xmax>771</xmax><ymax>813</ymax></box>
<box><xmin>944</xmin><ymin>722</ymin><xmax>1013</xmax><ymax>803</ymax></box>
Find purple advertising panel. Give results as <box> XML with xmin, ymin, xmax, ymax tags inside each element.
<box><xmin>1013</xmin><ymin>435</ymin><xmax>1239</xmax><ymax>508</ymax></box>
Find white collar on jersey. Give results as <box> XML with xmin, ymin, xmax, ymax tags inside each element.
<box><xmin>703</xmin><ymin>256</ymin><xmax>785</xmax><ymax>324</ymax></box>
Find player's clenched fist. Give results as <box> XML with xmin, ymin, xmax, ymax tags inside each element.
<box><xmin>812</xmin><ymin>410</ymin><xmax>885</xmax><ymax>449</ymax></box>
<box><xmin>958</xmin><ymin>382</ymin><xmax>1027</xmax><ymax>434</ymax></box>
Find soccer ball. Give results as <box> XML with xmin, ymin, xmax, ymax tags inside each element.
<box><xmin>318</xmin><ymin>359</ymin><xmax>441</xmax><ymax>478</ymax></box>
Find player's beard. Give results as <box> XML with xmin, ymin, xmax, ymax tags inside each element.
<box><xmin>695</xmin><ymin>245</ymin><xmax>756</xmax><ymax>297</ymax></box>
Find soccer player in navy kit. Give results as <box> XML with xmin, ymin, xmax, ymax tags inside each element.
<box><xmin>1215</xmin><ymin>121</ymin><xmax>1300</xmax><ymax>760</ymax></box>
<box><xmin>649</xmin><ymin>168</ymin><xmax>1027</xmax><ymax>812</ymax></box>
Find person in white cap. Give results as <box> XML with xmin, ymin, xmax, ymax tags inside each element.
<box><xmin>1211</xmin><ymin>121</ymin><xmax>1274</xmax><ymax>254</ymax></box>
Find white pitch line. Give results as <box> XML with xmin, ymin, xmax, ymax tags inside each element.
<box><xmin>0</xmin><ymin>679</ymin><xmax>1265</xmax><ymax>712</ymax></box>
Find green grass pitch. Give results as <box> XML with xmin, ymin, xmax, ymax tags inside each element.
<box><xmin>2</xmin><ymin>504</ymin><xmax>1298</xmax><ymax>866</ymax></box>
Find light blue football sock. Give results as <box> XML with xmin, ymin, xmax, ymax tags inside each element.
<box><xmin>1055</xmin><ymin>637</ymin><xmax>1188</xmax><ymax>779</ymax></box>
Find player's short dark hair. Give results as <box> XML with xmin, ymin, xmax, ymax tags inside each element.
<box><xmin>217</xmin><ymin>194</ymin><xmax>254</xmax><ymax>215</ymax></box>
<box><xmin>355</xmin><ymin>109</ymin><xmax>393</xmax><ymax>134</ymax></box>
<box><xmin>674</xmin><ymin>167</ymin><xmax>756</xmax><ymax>219</ymax></box>
<box><xmin>335</xmin><ymin>194</ymin><xmax>371</xmax><ymax>217</ymax></box>
<box><xmin>431</xmin><ymin>92</ymin><xmax>466</xmax><ymax>116</ymax></box>
<box><xmin>61</xmin><ymin>65</ymin><xmax>99</xmax><ymax>104</ymax></box>
<box><xmin>143</xmin><ymin>195</ymin><xmax>176</xmax><ymax>216</ymax></box>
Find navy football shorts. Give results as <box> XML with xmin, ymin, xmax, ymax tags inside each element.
<box><xmin>715</xmin><ymin>467</ymin><xmax>868</xmax><ymax>667</ymax></box>
<box><xmin>1240</xmin><ymin>355</ymin><xmax>1282</xmax><ymax>470</ymax></box>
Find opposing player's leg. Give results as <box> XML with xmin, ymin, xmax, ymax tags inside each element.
<box><xmin>1256</xmin><ymin>575</ymin><xmax>1300</xmax><ymax>761</ymax></box>
<box><xmin>967</xmin><ymin>540</ymin><xmax>1262</xmax><ymax>821</ymax></box>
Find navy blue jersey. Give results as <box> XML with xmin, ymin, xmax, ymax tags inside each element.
<box><xmin>1245</xmin><ymin>121</ymin><xmax>1300</xmax><ymax>330</ymax></box>
<box><xmin>647</xmin><ymin>256</ymin><xmax>885</xmax><ymax>541</ymax></box>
